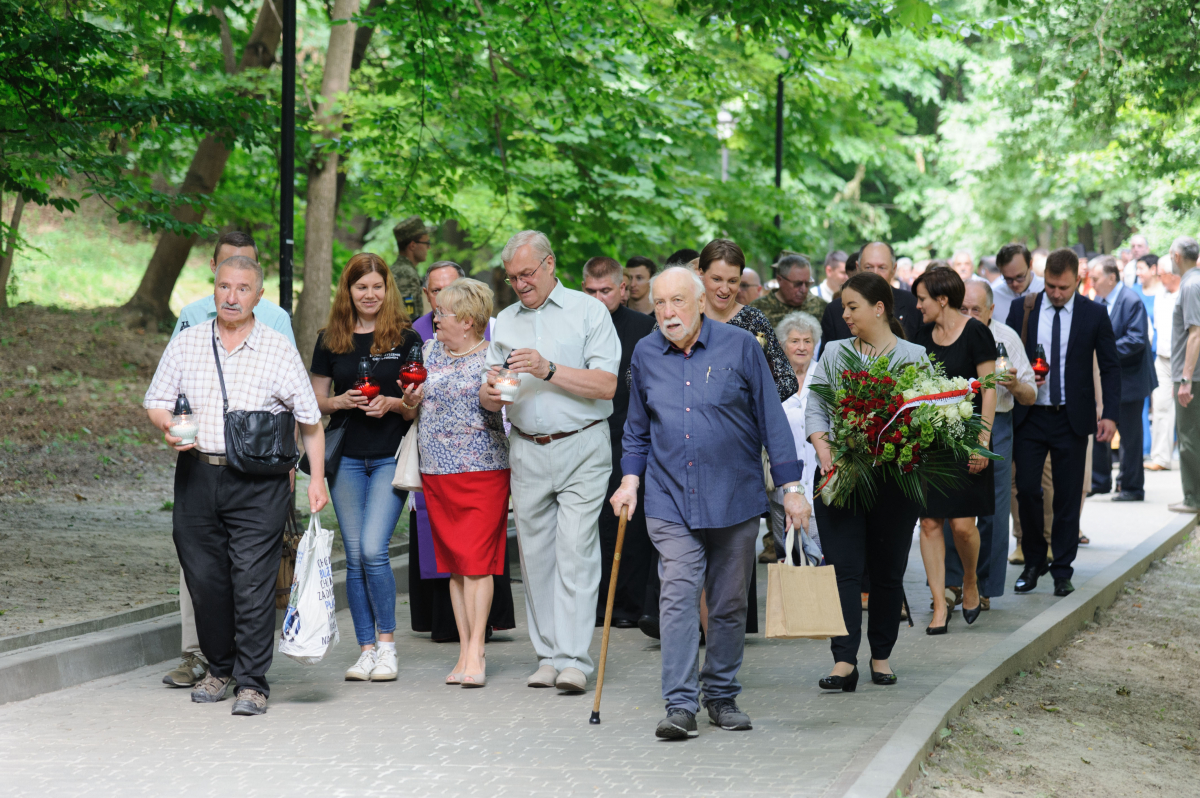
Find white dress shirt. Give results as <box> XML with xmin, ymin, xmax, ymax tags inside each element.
<box><xmin>988</xmin><ymin>318</ymin><xmax>1035</xmax><ymax>414</ymax></box>
<box><xmin>992</xmin><ymin>273</ymin><xmax>1045</xmax><ymax>328</ymax></box>
<box><xmin>1035</xmin><ymin>293</ymin><xmax>1074</xmax><ymax>406</ymax></box>
<box><xmin>811</xmin><ymin>281</ymin><xmax>836</xmax><ymax>302</ymax></box>
<box><xmin>1154</xmin><ymin>288</ymin><xmax>1178</xmax><ymax>360</ymax></box>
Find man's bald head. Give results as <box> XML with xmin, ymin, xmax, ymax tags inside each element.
<box><xmin>858</xmin><ymin>242</ymin><xmax>896</xmax><ymax>282</ymax></box>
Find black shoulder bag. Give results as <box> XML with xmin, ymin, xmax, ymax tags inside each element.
<box><xmin>212</xmin><ymin>324</ymin><xmax>299</xmax><ymax>475</ymax></box>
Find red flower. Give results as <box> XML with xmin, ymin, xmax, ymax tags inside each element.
<box><xmin>971</xmin><ymin>380</ymin><xmax>981</xmax><ymax>392</ymax></box>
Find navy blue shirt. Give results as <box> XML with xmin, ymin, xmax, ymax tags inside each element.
<box><xmin>621</xmin><ymin>317</ymin><xmax>803</xmax><ymax>529</ymax></box>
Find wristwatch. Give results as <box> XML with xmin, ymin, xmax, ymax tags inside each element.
<box><xmin>543</xmin><ymin>361</ymin><xmax>557</xmax><ymax>381</ymax></box>
<box><xmin>782</xmin><ymin>485</ymin><xmax>804</xmax><ymax>495</ymax></box>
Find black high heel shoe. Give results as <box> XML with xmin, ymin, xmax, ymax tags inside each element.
<box><xmin>962</xmin><ymin>598</ymin><xmax>982</xmax><ymax>625</ymax></box>
<box><xmin>870</xmin><ymin>663</ymin><xmax>898</xmax><ymax>686</ymax></box>
<box><xmin>819</xmin><ymin>665</ymin><xmax>859</xmax><ymax>692</ymax></box>
<box><xmin>926</xmin><ymin>604</ymin><xmax>951</xmax><ymax>635</ymax></box>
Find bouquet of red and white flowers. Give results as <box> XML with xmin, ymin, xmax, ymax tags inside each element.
<box><xmin>809</xmin><ymin>348</ymin><xmax>1000</xmax><ymax>511</ymax></box>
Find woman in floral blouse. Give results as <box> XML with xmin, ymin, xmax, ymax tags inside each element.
<box><xmin>399</xmin><ymin>278</ymin><xmax>509</xmax><ymax>688</ymax></box>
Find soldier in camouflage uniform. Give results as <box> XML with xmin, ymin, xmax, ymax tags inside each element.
<box><xmin>751</xmin><ymin>253</ymin><xmax>827</xmax><ymax>328</ymax></box>
<box><xmin>391</xmin><ymin>216</ymin><xmax>432</xmax><ymax>319</ymax></box>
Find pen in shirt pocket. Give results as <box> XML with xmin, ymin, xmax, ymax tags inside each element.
<box><xmin>706</xmin><ymin>366</ymin><xmax>711</xmax><ymax>383</ymax></box>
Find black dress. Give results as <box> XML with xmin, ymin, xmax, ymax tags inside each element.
<box><xmin>914</xmin><ymin>317</ymin><xmax>997</xmax><ymax>519</ymax></box>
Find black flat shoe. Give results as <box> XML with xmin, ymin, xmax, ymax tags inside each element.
<box><xmin>637</xmin><ymin>615</ymin><xmax>660</xmax><ymax>640</ymax></box>
<box><xmin>962</xmin><ymin>601</ymin><xmax>982</xmax><ymax>625</ymax></box>
<box><xmin>1053</xmin><ymin>578</ymin><xmax>1075</xmax><ymax>597</ymax></box>
<box><xmin>1014</xmin><ymin>562</ymin><xmax>1048</xmax><ymax>593</ymax></box>
<box><xmin>613</xmin><ymin>618</ymin><xmax>639</xmax><ymax>629</ymax></box>
<box><xmin>870</xmin><ymin>666</ymin><xmax>898</xmax><ymax>686</ymax></box>
<box><xmin>819</xmin><ymin>666</ymin><xmax>859</xmax><ymax>692</ymax></box>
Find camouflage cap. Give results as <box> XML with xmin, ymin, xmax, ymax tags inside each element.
<box><xmin>392</xmin><ymin>215</ymin><xmax>432</xmax><ymax>246</ymax></box>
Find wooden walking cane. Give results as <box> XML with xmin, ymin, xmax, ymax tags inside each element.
<box><xmin>590</xmin><ymin>506</ymin><xmax>628</xmax><ymax>725</ymax></box>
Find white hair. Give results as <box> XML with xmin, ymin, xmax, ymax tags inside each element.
<box><xmin>776</xmin><ymin>311</ymin><xmax>822</xmax><ymax>347</ymax></box>
<box><xmin>500</xmin><ymin>230</ymin><xmax>554</xmax><ymax>266</ymax></box>
<box><xmin>649</xmin><ymin>266</ymin><xmax>704</xmax><ymax>303</ymax></box>
<box><xmin>216</xmin><ymin>255</ymin><xmax>264</xmax><ymax>291</ymax></box>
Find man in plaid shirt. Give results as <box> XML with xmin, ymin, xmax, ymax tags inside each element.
<box><xmin>145</xmin><ymin>256</ymin><xmax>328</xmax><ymax>716</ymax></box>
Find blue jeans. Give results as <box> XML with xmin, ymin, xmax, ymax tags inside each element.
<box><xmin>328</xmin><ymin>456</ymin><xmax>407</xmax><ymax>645</ymax></box>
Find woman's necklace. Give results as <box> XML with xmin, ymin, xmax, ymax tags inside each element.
<box><xmin>448</xmin><ymin>338</ymin><xmax>485</xmax><ymax>357</ymax></box>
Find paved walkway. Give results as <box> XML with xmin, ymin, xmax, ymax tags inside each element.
<box><xmin>0</xmin><ymin>471</ymin><xmax>1182</xmax><ymax>797</ymax></box>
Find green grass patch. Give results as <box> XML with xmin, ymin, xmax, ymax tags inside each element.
<box><xmin>10</xmin><ymin>220</ymin><xmax>285</xmax><ymax>313</ymax></box>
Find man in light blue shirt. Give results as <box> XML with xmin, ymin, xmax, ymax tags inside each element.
<box><xmin>481</xmin><ymin>230</ymin><xmax>620</xmax><ymax>694</ymax></box>
<box><xmin>991</xmin><ymin>243</ymin><xmax>1045</xmax><ymax>327</ymax></box>
<box><xmin>172</xmin><ymin>231</ymin><xmax>296</xmax><ymax>348</ymax></box>
<box><xmin>161</xmin><ymin>231</ymin><xmax>296</xmax><ymax>692</ymax></box>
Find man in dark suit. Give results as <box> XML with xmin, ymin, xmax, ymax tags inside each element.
<box><xmin>582</xmin><ymin>256</ymin><xmax>657</xmax><ymax>628</ymax></box>
<box><xmin>820</xmin><ymin>242</ymin><xmax>922</xmax><ymax>355</ymax></box>
<box><xmin>1088</xmin><ymin>255</ymin><xmax>1156</xmax><ymax>501</ymax></box>
<box><xmin>1006</xmin><ymin>248</ymin><xmax>1121</xmax><ymax>597</ymax></box>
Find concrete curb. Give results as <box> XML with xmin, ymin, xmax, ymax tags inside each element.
<box><xmin>842</xmin><ymin>512</ymin><xmax>1197</xmax><ymax>798</ymax></box>
<box><xmin>0</xmin><ymin>552</ymin><xmax>411</xmax><ymax>706</ymax></box>
<box><xmin>0</xmin><ymin>541</ymin><xmax>408</xmax><ymax>656</ymax></box>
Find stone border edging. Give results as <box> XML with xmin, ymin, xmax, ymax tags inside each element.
<box><xmin>0</xmin><ymin>552</ymin><xmax>411</xmax><ymax>706</ymax></box>
<box><xmin>842</xmin><ymin>513</ymin><xmax>1197</xmax><ymax>798</ymax></box>
<box><xmin>0</xmin><ymin>540</ymin><xmax>409</xmax><ymax>656</ymax></box>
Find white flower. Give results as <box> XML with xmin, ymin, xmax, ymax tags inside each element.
<box><xmin>958</xmin><ymin>400</ymin><xmax>973</xmax><ymax>419</ymax></box>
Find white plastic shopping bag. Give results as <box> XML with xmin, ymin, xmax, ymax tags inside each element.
<box><xmin>279</xmin><ymin>515</ymin><xmax>340</xmax><ymax>664</ymax></box>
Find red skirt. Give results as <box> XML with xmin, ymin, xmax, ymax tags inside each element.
<box><xmin>423</xmin><ymin>469</ymin><xmax>511</xmax><ymax>576</ymax></box>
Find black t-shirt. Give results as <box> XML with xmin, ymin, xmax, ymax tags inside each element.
<box><xmin>311</xmin><ymin>328</ymin><xmax>422</xmax><ymax>459</ymax></box>
<box><xmin>915</xmin><ymin>317</ymin><xmax>997</xmax><ymax>414</ymax></box>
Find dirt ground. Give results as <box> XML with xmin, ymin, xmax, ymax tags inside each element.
<box><xmin>0</xmin><ymin>305</ymin><xmax>185</xmax><ymax>636</ymax></box>
<box><xmin>907</xmin><ymin>531</ymin><xmax>1200</xmax><ymax>798</ymax></box>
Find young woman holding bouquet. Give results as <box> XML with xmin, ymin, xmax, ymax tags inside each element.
<box><xmin>806</xmin><ymin>269</ymin><xmax>928</xmax><ymax>690</ymax></box>
<box><xmin>911</xmin><ymin>267</ymin><xmax>997</xmax><ymax>634</ymax></box>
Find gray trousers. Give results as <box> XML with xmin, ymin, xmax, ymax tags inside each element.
<box><xmin>647</xmin><ymin>516</ymin><xmax>759</xmax><ymax>714</ymax></box>
<box><xmin>946</xmin><ymin>410</ymin><xmax>1013</xmax><ymax>598</ymax></box>
<box><xmin>510</xmin><ymin>424</ymin><xmax>610</xmax><ymax>676</ymax></box>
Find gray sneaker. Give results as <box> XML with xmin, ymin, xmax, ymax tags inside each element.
<box><xmin>163</xmin><ymin>653</ymin><xmax>208</xmax><ymax>687</ymax></box>
<box><xmin>190</xmin><ymin>672</ymin><xmax>232</xmax><ymax>703</ymax></box>
<box><xmin>706</xmin><ymin>698</ymin><xmax>752</xmax><ymax>730</ymax></box>
<box><xmin>655</xmin><ymin>707</ymin><xmax>698</xmax><ymax>739</ymax></box>
<box><xmin>231</xmin><ymin>689</ymin><xmax>268</xmax><ymax>716</ymax></box>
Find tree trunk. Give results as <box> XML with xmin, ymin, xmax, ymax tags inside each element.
<box><xmin>0</xmin><ymin>194</ymin><xmax>28</xmax><ymax>312</ymax></box>
<box><xmin>1101</xmin><ymin>218</ymin><xmax>1115</xmax><ymax>254</ymax></box>
<box><xmin>1077</xmin><ymin>221</ymin><xmax>1095</xmax><ymax>254</ymax></box>
<box><xmin>121</xmin><ymin>1</ymin><xmax>282</xmax><ymax>328</ymax></box>
<box><xmin>293</xmin><ymin>0</ymin><xmax>361</xmax><ymax>368</ymax></box>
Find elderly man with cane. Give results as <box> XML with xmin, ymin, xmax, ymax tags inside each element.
<box><xmin>144</xmin><ymin>255</ymin><xmax>327</xmax><ymax>716</ymax></box>
<box><xmin>611</xmin><ymin>266</ymin><xmax>811</xmax><ymax>740</ymax></box>
<box><xmin>481</xmin><ymin>231</ymin><xmax>621</xmax><ymax>694</ymax></box>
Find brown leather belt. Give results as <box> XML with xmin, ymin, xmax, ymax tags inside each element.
<box><xmin>188</xmin><ymin>449</ymin><xmax>229</xmax><ymax>466</ymax></box>
<box><xmin>513</xmin><ymin>419</ymin><xmax>603</xmax><ymax>446</ymax></box>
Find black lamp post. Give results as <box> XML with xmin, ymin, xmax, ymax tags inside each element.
<box><xmin>279</xmin><ymin>0</ymin><xmax>296</xmax><ymax>314</ymax></box>
<box><xmin>773</xmin><ymin>47</ymin><xmax>788</xmax><ymax>231</ymax></box>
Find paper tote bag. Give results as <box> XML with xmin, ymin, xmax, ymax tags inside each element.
<box><xmin>391</xmin><ymin>417</ymin><xmax>422</xmax><ymax>492</ymax></box>
<box><xmin>765</xmin><ymin>525</ymin><xmax>848</xmax><ymax>640</ymax></box>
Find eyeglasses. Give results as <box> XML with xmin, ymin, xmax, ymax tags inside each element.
<box><xmin>1002</xmin><ymin>269</ymin><xmax>1030</xmax><ymax>287</ymax></box>
<box><xmin>504</xmin><ymin>255</ymin><xmax>550</xmax><ymax>286</ymax></box>
<box><xmin>413</xmin><ymin>239</ymin><xmax>431</xmax><ymax>247</ymax></box>
<box><xmin>433</xmin><ymin>308</ymin><xmax>456</xmax><ymax>319</ymax></box>
<box><xmin>777</xmin><ymin>273</ymin><xmax>812</xmax><ymax>289</ymax></box>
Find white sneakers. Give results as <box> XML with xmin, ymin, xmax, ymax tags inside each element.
<box><xmin>345</xmin><ymin>647</ymin><xmax>399</xmax><ymax>682</ymax></box>
<box><xmin>345</xmin><ymin>649</ymin><xmax>377</xmax><ymax>681</ymax></box>
<box><xmin>370</xmin><ymin>647</ymin><xmax>398</xmax><ymax>681</ymax></box>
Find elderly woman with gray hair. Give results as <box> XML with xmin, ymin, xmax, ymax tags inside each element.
<box><xmin>769</xmin><ymin>311</ymin><xmax>824</xmax><ymax>561</ymax></box>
